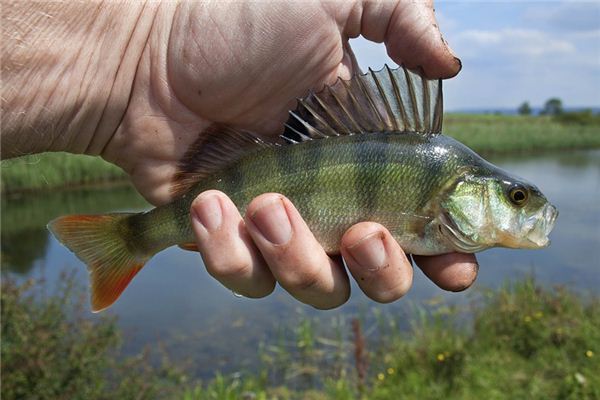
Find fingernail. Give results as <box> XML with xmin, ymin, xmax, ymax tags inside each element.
<box><xmin>453</xmin><ymin>56</ymin><xmax>462</xmax><ymax>74</ymax></box>
<box><xmin>250</xmin><ymin>197</ymin><xmax>292</xmax><ymax>245</ymax></box>
<box><xmin>192</xmin><ymin>194</ymin><xmax>222</xmax><ymax>232</ymax></box>
<box><xmin>347</xmin><ymin>231</ymin><xmax>388</xmax><ymax>271</ymax></box>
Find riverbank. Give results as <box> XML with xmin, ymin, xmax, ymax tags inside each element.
<box><xmin>2</xmin><ymin>114</ymin><xmax>599</xmax><ymax>194</ymax></box>
<box><xmin>0</xmin><ymin>152</ymin><xmax>128</xmax><ymax>195</ymax></box>
<box><xmin>2</xmin><ymin>276</ymin><xmax>598</xmax><ymax>399</ymax></box>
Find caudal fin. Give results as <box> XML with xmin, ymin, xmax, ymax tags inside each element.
<box><xmin>48</xmin><ymin>213</ymin><xmax>149</xmax><ymax>312</ymax></box>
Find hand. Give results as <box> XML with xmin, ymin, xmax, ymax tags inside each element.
<box><xmin>1</xmin><ymin>1</ymin><xmax>476</xmax><ymax>308</ymax></box>
<box><xmin>109</xmin><ymin>1</ymin><xmax>471</xmax><ymax>308</ymax></box>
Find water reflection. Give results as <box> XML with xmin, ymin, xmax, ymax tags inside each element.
<box><xmin>1</xmin><ymin>185</ymin><xmax>149</xmax><ymax>273</ymax></box>
<box><xmin>1</xmin><ymin>228</ymin><xmax>49</xmax><ymax>274</ymax></box>
<box><xmin>1</xmin><ymin>150</ymin><xmax>599</xmax><ymax>378</ymax></box>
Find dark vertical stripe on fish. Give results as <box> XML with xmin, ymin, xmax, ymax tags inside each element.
<box><xmin>354</xmin><ymin>134</ymin><xmax>388</xmax><ymax>217</ymax></box>
<box><xmin>173</xmin><ymin>197</ymin><xmax>190</xmax><ymax>239</ymax></box>
<box><xmin>304</xmin><ymin>140</ymin><xmax>324</xmax><ymax>185</ymax></box>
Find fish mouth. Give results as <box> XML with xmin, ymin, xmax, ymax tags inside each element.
<box><xmin>439</xmin><ymin>211</ymin><xmax>487</xmax><ymax>253</ymax></box>
<box><xmin>523</xmin><ymin>203</ymin><xmax>558</xmax><ymax>248</ymax></box>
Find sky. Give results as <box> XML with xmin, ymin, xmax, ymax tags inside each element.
<box><xmin>350</xmin><ymin>0</ymin><xmax>600</xmax><ymax>111</ymax></box>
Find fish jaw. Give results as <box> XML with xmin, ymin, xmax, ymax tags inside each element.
<box><xmin>520</xmin><ymin>203</ymin><xmax>559</xmax><ymax>249</ymax></box>
<box><xmin>492</xmin><ymin>202</ymin><xmax>558</xmax><ymax>250</ymax></box>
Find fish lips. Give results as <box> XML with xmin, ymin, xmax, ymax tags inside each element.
<box><xmin>523</xmin><ymin>203</ymin><xmax>559</xmax><ymax>248</ymax></box>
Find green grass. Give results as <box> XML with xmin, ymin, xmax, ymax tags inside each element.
<box><xmin>2</xmin><ymin>275</ymin><xmax>598</xmax><ymax>399</ymax></box>
<box><xmin>1</xmin><ymin>114</ymin><xmax>599</xmax><ymax>194</ymax></box>
<box><xmin>0</xmin><ymin>152</ymin><xmax>127</xmax><ymax>194</ymax></box>
<box><xmin>444</xmin><ymin>114</ymin><xmax>600</xmax><ymax>154</ymax></box>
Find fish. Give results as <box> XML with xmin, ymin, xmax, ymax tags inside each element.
<box><xmin>48</xmin><ymin>65</ymin><xmax>558</xmax><ymax>312</ymax></box>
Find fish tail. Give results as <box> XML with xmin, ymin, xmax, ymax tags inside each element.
<box><xmin>48</xmin><ymin>213</ymin><xmax>150</xmax><ymax>313</ymax></box>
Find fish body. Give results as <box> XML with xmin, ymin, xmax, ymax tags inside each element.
<box><xmin>137</xmin><ymin>133</ymin><xmax>490</xmax><ymax>256</ymax></box>
<box><xmin>48</xmin><ymin>66</ymin><xmax>558</xmax><ymax>312</ymax></box>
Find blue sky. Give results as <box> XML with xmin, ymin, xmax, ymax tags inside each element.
<box><xmin>351</xmin><ymin>1</ymin><xmax>600</xmax><ymax>111</ymax></box>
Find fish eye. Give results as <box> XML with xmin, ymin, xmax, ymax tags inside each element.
<box><xmin>508</xmin><ymin>185</ymin><xmax>529</xmax><ymax>206</ymax></box>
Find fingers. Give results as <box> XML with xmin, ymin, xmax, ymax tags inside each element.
<box><xmin>350</xmin><ymin>0</ymin><xmax>461</xmax><ymax>79</ymax></box>
<box><xmin>244</xmin><ymin>194</ymin><xmax>350</xmax><ymax>309</ymax></box>
<box><xmin>341</xmin><ymin>222</ymin><xmax>413</xmax><ymax>303</ymax></box>
<box><xmin>413</xmin><ymin>253</ymin><xmax>479</xmax><ymax>292</ymax></box>
<box><xmin>191</xmin><ymin>190</ymin><xmax>276</xmax><ymax>298</ymax></box>
<box><xmin>192</xmin><ymin>191</ymin><xmax>477</xmax><ymax>308</ymax></box>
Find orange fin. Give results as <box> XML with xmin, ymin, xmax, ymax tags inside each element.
<box><xmin>47</xmin><ymin>213</ymin><xmax>150</xmax><ymax>312</ymax></box>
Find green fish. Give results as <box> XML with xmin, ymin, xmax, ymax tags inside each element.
<box><xmin>48</xmin><ymin>66</ymin><xmax>558</xmax><ymax>312</ymax></box>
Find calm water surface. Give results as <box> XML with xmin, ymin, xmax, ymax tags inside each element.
<box><xmin>2</xmin><ymin>150</ymin><xmax>599</xmax><ymax>376</ymax></box>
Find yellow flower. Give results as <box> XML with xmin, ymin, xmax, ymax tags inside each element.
<box><xmin>523</xmin><ymin>315</ymin><xmax>532</xmax><ymax>323</ymax></box>
<box><xmin>534</xmin><ymin>311</ymin><xmax>543</xmax><ymax>319</ymax></box>
<box><xmin>387</xmin><ymin>368</ymin><xmax>395</xmax><ymax>375</ymax></box>
<box><xmin>377</xmin><ymin>373</ymin><xmax>385</xmax><ymax>381</ymax></box>
<box><xmin>436</xmin><ymin>353</ymin><xmax>445</xmax><ymax>362</ymax></box>
<box><xmin>585</xmin><ymin>350</ymin><xmax>594</xmax><ymax>358</ymax></box>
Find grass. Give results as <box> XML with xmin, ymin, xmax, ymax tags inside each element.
<box><xmin>1</xmin><ymin>114</ymin><xmax>599</xmax><ymax>194</ymax></box>
<box><xmin>2</xmin><ymin>275</ymin><xmax>599</xmax><ymax>399</ymax></box>
<box><xmin>0</xmin><ymin>152</ymin><xmax>127</xmax><ymax>194</ymax></box>
<box><xmin>444</xmin><ymin>114</ymin><xmax>600</xmax><ymax>154</ymax></box>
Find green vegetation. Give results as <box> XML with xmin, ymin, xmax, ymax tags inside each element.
<box><xmin>1</xmin><ymin>114</ymin><xmax>599</xmax><ymax>194</ymax></box>
<box><xmin>541</xmin><ymin>98</ymin><xmax>564</xmax><ymax>116</ymax></box>
<box><xmin>2</xmin><ymin>276</ymin><xmax>598</xmax><ymax>399</ymax></box>
<box><xmin>444</xmin><ymin>114</ymin><xmax>600</xmax><ymax>154</ymax></box>
<box><xmin>517</xmin><ymin>101</ymin><xmax>532</xmax><ymax>116</ymax></box>
<box><xmin>0</xmin><ymin>152</ymin><xmax>127</xmax><ymax>194</ymax></box>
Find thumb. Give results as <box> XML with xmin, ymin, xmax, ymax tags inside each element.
<box><xmin>341</xmin><ymin>0</ymin><xmax>461</xmax><ymax>79</ymax></box>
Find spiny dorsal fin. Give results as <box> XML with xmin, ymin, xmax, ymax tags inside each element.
<box><xmin>171</xmin><ymin>124</ymin><xmax>272</xmax><ymax>197</ymax></box>
<box><xmin>282</xmin><ymin>65</ymin><xmax>443</xmax><ymax>142</ymax></box>
<box><xmin>172</xmin><ymin>66</ymin><xmax>442</xmax><ymax>197</ymax></box>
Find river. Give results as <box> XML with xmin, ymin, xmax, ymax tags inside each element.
<box><xmin>2</xmin><ymin>149</ymin><xmax>599</xmax><ymax>377</ymax></box>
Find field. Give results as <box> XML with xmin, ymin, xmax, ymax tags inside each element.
<box><xmin>2</xmin><ymin>276</ymin><xmax>598</xmax><ymax>400</ymax></box>
<box><xmin>2</xmin><ymin>114</ymin><xmax>599</xmax><ymax>194</ymax></box>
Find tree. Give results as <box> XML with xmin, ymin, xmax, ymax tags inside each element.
<box><xmin>542</xmin><ymin>98</ymin><xmax>563</xmax><ymax>116</ymax></box>
<box><xmin>517</xmin><ymin>101</ymin><xmax>532</xmax><ymax>115</ymax></box>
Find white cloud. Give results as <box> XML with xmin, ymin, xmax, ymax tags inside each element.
<box><xmin>454</xmin><ymin>28</ymin><xmax>576</xmax><ymax>58</ymax></box>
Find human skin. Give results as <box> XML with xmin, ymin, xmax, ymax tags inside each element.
<box><xmin>1</xmin><ymin>0</ymin><xmax>478</xmax><ymax>309</ymax></box>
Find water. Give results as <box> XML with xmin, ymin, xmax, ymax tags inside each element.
<box><xmin>2</xmin><ymin>150</ymin><xmax>599</xmax><ymax>376</ymax></box>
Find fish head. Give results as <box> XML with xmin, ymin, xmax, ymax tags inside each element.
<box><xmin>440</xmin><ymin>170</ymin><xmax>558</xmax><ymax>252</ymax></box>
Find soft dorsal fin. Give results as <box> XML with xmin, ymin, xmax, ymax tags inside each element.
<box><xmin>172</xmin><ymin>65</ymin><xmax>442</xmax><ymax>197</ymax></box>
<box><xmin>282</xmin><ymin>65</ymin><xmax>443</xmax><ymax>143</ymax></box>
<box><xmin>171</xmin><ymin>124</ymin><xmax>272</xmax><ymax>197</ymax></box>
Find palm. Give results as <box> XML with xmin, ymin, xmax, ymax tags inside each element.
<box><xmin>107</xmin><ymin>3</ymin><xmax>348</xmax><ymax>204</ymax></box>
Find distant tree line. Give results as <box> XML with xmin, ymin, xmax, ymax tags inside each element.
<box><xmin>517</xmin><ymin>98</ymin><xmax>599</xmax><ymax>125</ymax></box>
<box><xmin>517</xmin><ymin>98</ymin><xmax>564</xmax><ymax>116</ymax></box>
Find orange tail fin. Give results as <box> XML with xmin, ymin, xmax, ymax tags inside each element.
<box><xmin>48</xmin><ymin>213</ymin><xmax>150</xmax><ymax>312</ymax></box>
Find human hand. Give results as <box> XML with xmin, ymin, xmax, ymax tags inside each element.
<box><xmin>99</xmin><ymin>1</ymin><xmax>473</xmax><ymax>307</ymax></box>
<box><xmin>1</xmin><ymin>0</ymin><xmax>476</xmax><ymax>308</ymax></box>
